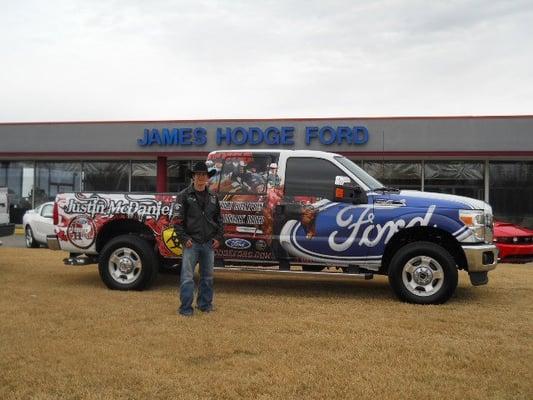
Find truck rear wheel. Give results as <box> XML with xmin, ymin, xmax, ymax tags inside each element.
<box><xmin>388</xmin><ymin>241</ymin><xmax>458</xmax><ymax>304</ymax></box>
<box><xmin>98</xmin><ymin>234</ymin><xmax>158</xmax><ymax>290</ymax></box>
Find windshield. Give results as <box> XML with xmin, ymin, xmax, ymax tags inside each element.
<box><xmin>335</xmin><ymin>156</ymin><xmax>383</xmax><ymax>190</ymax></box>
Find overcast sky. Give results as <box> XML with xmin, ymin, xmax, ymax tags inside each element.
<box><xmin>1</xmin><ymin>0</ymin><xmax>532</xmax><ymax>122</ymax></box>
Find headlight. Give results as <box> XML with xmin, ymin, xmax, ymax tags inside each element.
<box><xmin>459</xmin><ymin>210</ymin><xmax>493</xmax><ymax>243</ymax></box>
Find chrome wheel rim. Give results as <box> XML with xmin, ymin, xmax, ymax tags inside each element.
<box><xmin>108</xmin><ymin>247</ymin><xmax>142</xmax><ymax>284</ymax></box>
<box><xmin>402</xmin><ymin>255</ymin><xmax>444</xmax><ymax>297</ymax></box>
<box><xmin>25</xmin><ymin>227</ymin><xmax>32</xmax><ymax>247</ymax></box>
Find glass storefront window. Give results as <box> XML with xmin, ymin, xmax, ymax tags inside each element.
<box><xmin>131</xmin><ymin>162</ymin><xmax>156</xmax><ymax>192</ymax></box>
<box><xmin>424</xmin><ymin>162</ymin><xmax>485</xmax><ymax>200</ymax></box>
<box><xmin>167</xmin><ymin>161</ymin><xmax>192</xmax><ymax>193</ymax></box>
<box><xmin>361</xmin><ymin>161</ymin><xmax>422</xmax><ymax>190</ymax></box>
<box><xmin>35</xmin><ymin>162</ymin><xmax>82</xmax><ymax>206</ymax></box>
<box><xmin>490</xmin><ymin>162</ymin><xmax>533</xmax><ymax>228</ymax></box>
<box><xmin>362</xmin><ymin>161</ymin><xmax>384</xmax><ymax>182</ymax></box>
<box><xmin>384</xmin><ymin>162</ymin><xmax>422</xmax><ymax>190</ymax></box>
<box><xmin>82</xmin><ymin>162</ymin><xmax>129</xmax><ymax>192</ymax></box>
<box><xmin>0</xmin><ymin>162</ymin><xmax>6</xmax><ymax>188</ymax></box>
<box><xmin>3</xmin><ymin>157</ymin><xmax>531</xmax><ymax>228</ymax></box>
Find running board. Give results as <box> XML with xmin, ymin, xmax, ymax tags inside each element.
<box><xmin>63</xmin><ymin>255</ymin><xmax>98</xmax><ymax>266</ymax></box>
<box><xmin>214</xmin><ymin>266</ymin><xmax>373</xmax><ymax>280</ymax></box>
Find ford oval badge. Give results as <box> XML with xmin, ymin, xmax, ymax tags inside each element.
<box><xmin>225</xmin><ymin>238</ymin><xmax>251</xmax><ymax>250</ymax></box>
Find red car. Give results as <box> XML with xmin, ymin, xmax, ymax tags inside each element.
<box><xmin>493</xmin><ymin>221</ymin><xmax>533</xmax><ymax>263</ymax></box>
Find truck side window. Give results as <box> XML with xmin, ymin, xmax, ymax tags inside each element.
<box><xmin>219</xmin><ymin>156</ymin><xmax>272</xmax><ymax>194</ymax></box>
<box><xmin>285</xmin><ymin>158</ymin><xmax>351</xmax><ymax>201</ymax></box>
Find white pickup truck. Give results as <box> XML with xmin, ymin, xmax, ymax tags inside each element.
<box><xmin>0</xmin><ymin>188</ymin><xmax>16</xmax><ymax>245</ymax></box>
<box><xmin>48</xmin><ymin>150</ymin><xmax>498</xmax><ymax>304</ymax></box>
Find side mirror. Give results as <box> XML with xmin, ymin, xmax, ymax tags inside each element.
<box><xmin>334</xmin><ymin>176</ymin><xmax>367</xmax><ymax>204</ymax></box>
<box><xmin>335</xmin><ymin>175</ymin><xmax>351</xmax><ymax>186</ymax></box>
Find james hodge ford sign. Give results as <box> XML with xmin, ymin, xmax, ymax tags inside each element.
<box><xmin>137</xmin><ymin>126</ymin><xmax>370</xmax><ymax>147</ymax></box>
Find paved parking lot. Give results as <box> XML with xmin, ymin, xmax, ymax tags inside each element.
<box><xmin>0</xmin><ymin>233</ymin><xmax>25</xmax><ymax>248</ymax></box>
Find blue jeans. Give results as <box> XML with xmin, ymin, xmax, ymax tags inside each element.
<box><xmin>179</xmin><ymin>241</ymin><xmax>214</xmax><ymax>315</ymax></box>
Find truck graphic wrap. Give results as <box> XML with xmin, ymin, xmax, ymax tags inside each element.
<box><xmin>278</xmin><ymin>191</ymin><xmax>483</xmax><ymax>268</ymax></box>
<box><xmin>207</xmin><ymin>151</ymin><xmax>283</xmax><ymax>262</ymax></box>
<box><xmin>56</xmin><ymin>193</ymin><xmax>180</xmax><ymax>258</ymax></box>
<box><xmin>56</xmin><ymin>189</ymin><xmax>484</xmax><ymax>267</ymax></box>
<box><xmin>49</xmin><ymin>149</ymin><xmax>498</xmax><ymax>304</ymax></box>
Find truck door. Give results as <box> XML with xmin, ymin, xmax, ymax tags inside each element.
<box><xmin>208</xmin><ymin>152</ymin><xmax>280</xmax><ymax>263</ymax></box>
<box><xmin>277</xmin><ymin>157</ymin><xmax>372</xmax><ymax>266</ymax></box>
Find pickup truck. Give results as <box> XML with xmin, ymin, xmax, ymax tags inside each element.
<box><xmin>47</xmin><ymin>150</ymin><xmax>498</xmax><ymax>304</ymax></box>
<box><xmin>0</xmin><ymin>188</ymin><xmax>16</xmax><ymax>244</ymax></box>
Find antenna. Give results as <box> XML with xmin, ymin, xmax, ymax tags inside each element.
<box><xmin>382</xmin><ymin>129</ymin><xmax>385</xmax><ymax>179</ymax></box>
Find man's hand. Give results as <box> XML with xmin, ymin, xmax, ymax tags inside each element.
<box><xmin>212</xmin><ymin>239</ymin><xmax>220</xmax><ymax>249</ymax></box>
<box><xmin>185</xmin><ymin>239</ymin><xmax>193</xmax><ymax>248</ymax></box>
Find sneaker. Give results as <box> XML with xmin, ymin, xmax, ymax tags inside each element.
<box><xmin>178</xmin><ymin>309</ymin><xmax>193</xmax><ymax>317</ymax></box>
<box><xmin>197</xmin><ymin>305</ymin><xmax>215</xmax><ymax>313</ymax></box>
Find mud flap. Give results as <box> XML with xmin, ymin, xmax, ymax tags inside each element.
<box><xmin>469</xmin><ymin>271</ymin><xmax>488</xmax><ymax>286</ymax></box>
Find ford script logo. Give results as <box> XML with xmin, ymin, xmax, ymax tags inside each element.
<box><xmin>225</xmin><ymin>238</ymin><xmax>251</xmax><ymax>250</ymax></box>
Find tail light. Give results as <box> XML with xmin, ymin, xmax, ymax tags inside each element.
<box><xmin>53</xmin><ymin>202</ymin><xmax>59</xmax><ymax>225</ymax></box>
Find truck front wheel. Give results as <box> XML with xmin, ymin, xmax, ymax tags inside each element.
<box><xmin>388</xmin><ymin>241</ymin><xmax>458</xmax><ymax>304</ymax></box>
<box><xmin>98</xmin><ymin>234</ymin><xmax>158</xmax><ymax>290</ymax></box>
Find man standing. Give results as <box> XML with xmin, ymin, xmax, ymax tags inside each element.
<box><xmin>174</xmin><ymin>162</ymin><xmax>224</xmax><ymax>316</ymax></box>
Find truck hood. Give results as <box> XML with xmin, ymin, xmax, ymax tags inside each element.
<box><xmin>371</xmin><ymin>189</ymin><xmax>490</xmax><ymax>211</ymax></box>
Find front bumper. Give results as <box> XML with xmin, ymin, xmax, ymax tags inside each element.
<box><xmin>495</xmin><ymin>243</ymin><xmax>533</xmax><ymax>263</ymax></box>
<box><xmin>46</xmin><ymin>235</ymin><xmax>61</xmax><ymax>251</ymax></box>
<box><xmin>462</xmin><ymin>244</ymin><xmax>498</xmax><ymax>272</ymax></box>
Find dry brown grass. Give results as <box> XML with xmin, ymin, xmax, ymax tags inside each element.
<box><xmin>0</xmin><ymin>247</ymin><xmax>532</xmax><ymax>400</ymax></box>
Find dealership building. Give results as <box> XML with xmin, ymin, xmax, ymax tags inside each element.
<box><xmin>1</xmin><ymin>116</ymin><xmax>532</xmax><ymax>227</ymax></box>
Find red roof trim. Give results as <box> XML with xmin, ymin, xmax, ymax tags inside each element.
<box><xmin>1</xmin><ymin>115</ymin><xmax>532</xmax><ymax>125</ymax></box>
<box><xmin>1</xmin><ymin>151</ymin><xmax>533</xmax><ymax>157</ymax></box>
<box><xmin>0</xmin><ymin>152</ymin><xmax>210</xmax><ymax>157</ymax></box>
<box><xmin>339</xmin><ymin>151</ymin><xmax>533</xmax><ymax>157</ymax></box>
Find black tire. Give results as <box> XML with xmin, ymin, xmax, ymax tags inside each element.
<box><xmin>388</xmin><ymin>241</ymin><xmax>458</xmax><ymax>305</ymax></box>
<box><xmin>25</xmin><ymin>226</ymin><xmax>39</xmax><ymax>248</ymax></box>
<box><xmin>98</xmin><ymin>234</ymin><xmax>158</xmax><ymax>291</ymax></box>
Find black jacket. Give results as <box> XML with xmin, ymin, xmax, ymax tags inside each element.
<box><xmin>173</xmin><ymin>185</ymin><xmax>224</xmax><ymax>245</ymax></box>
